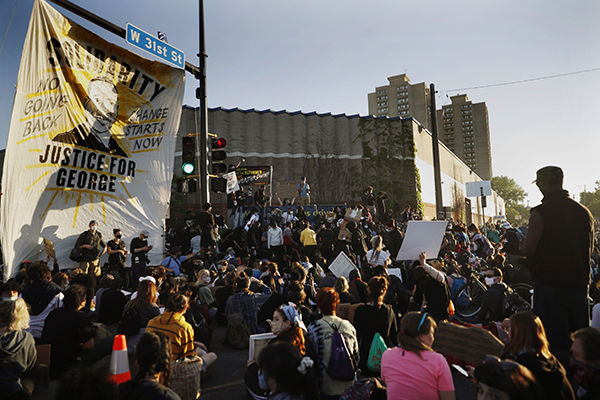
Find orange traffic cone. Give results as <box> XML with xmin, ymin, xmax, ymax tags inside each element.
<box><xmin>108</xmin><ymin>334</ymin><xmax>131</xmax><ymax>385</ymax></box>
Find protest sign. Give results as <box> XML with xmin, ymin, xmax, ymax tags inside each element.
<box><xmin>338</xmin><ymin>208</ymin><xmax>362</xmax><ymax>241</ymax></box>
<box><xmin>42</xmin><ymin>237</ymin><xmax>56</xmax><ymax>260</ymax></box>
<box><xmin>328</xmin><ymin>251</ymin><xmax>358</xmax><ymax>280</ymax></box>
<box><xmin>249</xmin><ymin>332</ymin><xmax>276</xmax><ymax>362</ymax></box>
<box><xmin>432</xmin><ymin>322</ymin><xmax>504</xmax><ymax>366</ymax></box>
<box><xmin>396</xmin><ymin>221</ymin><xmax>448</xmax><ymax>261</ymax></box>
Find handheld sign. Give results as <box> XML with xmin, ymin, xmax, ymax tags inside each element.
<box><xmin>396</xmin><ymin>221</ymin><xmax>448</xmax><ymax>261</ymax></box>
<box><xmin>126</xmin><ymin>23</ymin><xmax>185</xmax><ymax>69</ymax></box>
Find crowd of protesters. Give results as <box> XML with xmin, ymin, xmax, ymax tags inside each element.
<box><xmin>2</xmin><ymin>168</ymin><xmax>600</xmax><ymax>399</ymax></box>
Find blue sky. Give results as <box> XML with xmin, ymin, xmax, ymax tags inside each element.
<box><xmin>1</xmin><ymin>0</ymin><xmax>599</xmax><ymax>207</ymax></box>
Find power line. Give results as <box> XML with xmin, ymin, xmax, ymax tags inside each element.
<box><xmin>446</xmin><ymin>67</ymin><xmax>600</xmax><ymax>92</ymax></box>
<box><xmin>0</xmin><ymin>0</ymin><xmax>20</xmax><ymax>57</ymax></box>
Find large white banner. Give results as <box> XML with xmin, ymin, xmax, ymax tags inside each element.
<box><xmin>1</xmin><ymin>0</ymin><xmax>185</xmax><ymax>279</ymax></box>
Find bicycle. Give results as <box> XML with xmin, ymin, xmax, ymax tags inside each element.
<box><xmin>452</xmin><ymin>267</ymin><xmax>488</xmax><ymax>319</ymax></box>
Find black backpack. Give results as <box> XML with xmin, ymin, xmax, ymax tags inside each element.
<box><xmin>117</xmin><ymin>307</ymin><xmax>141</xmax><ymax>336</ymax></box>
<box><xmin>503</xmin><ymin>288</ymin><xmax>531</xmax><ymax>318</ymax></box>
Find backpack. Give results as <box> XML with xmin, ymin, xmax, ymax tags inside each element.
<box><xmin>339</xmin><ymin>377</ymin><xmax>387</xmax><ymax>400</ymax></box>
<box><xmin>225</xmin><ymin>301</ymin><xmax>250</xmax><ymax>349</ymax></box>
<box><xmin>503</xmin><ymin>288</ymin><xmax>531</xmax><ymax>318</ymax></box>
<box><xmin>117</xmin><ymin>307</ymin><xmax>141</xmax><ymax>336</ymax></box>
<box><xmin>513</xmin><ymin>229</ymin><xmax>526</xmax><ymax>251</ymax></box>
<box><xmin>475</xmin><ymin>235</ymin><xmax>494</xmax><ymax>258</ymax></box>
<box><xmin>323</xmin><ymin>319</ymin><xmax>356</xmax><ymax>381</ymax></box>
<box><xmin>450</xmin><ymin>276</ymin><xmax>469</xmax><ymax>308</ymax></box>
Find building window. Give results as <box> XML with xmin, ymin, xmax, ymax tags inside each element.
<box><xmin>397</xmin><ymin>91</ymin><xmax>409</xmax><ymax>97</ymax></box>
<box><xmin>400</xmin><ymin>110</ymin><xmax>410</xmax><ymax>116</ymax></box>
<box><xmin>377</xmin><ymin>108</ymin><xmax>388</xmax><ymax>113</ymax></box>
<box><xmin>461</xmin><ymin>110</ymin><xmax>472</xmax><ymax>115</ymax></box>
<box><xmin>377</xmin><ymin>89</ymin><xmax>387</xmax><ymax>94</ymax></box>
<box><xmin>398</xmin><ymin>104</ymin><xmax>409</xmax><ymax>109</ymax></box>
<box><xmin>398</xmin><ymin>98</ymin><xmax>409</xmax><ymax>103</ymax></box>
<box><xmin>377</xmin><ymin>96</ymin><xmax>388</xmax><ymax>100</ymax></box>
<box><xmin>461</xmin><ymin>104</ymin><xmax>472</xmax><ymax>109</ymax></box>
<box><xmin>462</xmin><ymin>121</ymin><xmax>473</xmax><ymax>126</ymax></box>
<box><xmin>396</xmin><ymin>85</ymin><xmax>408</xmax><ymax>90</ymax></box>
<box><xmin>378</xmin><ymin>102</ymin><xmax>387</xmax><ymax>106</ymax></box>
<box><xmin>462</xmin><ymin>115</ymin><xmax>472</xmax><ymax>120</ymax></box>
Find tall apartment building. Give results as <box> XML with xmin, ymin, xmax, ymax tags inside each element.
<box><xmin>367</xmin><ymin>74</ymin><xmax>431</xmax><ymax>130</ymax></box>
<box><xmin>436</xmin><ymin>94</ymin><xmax>493</xmax><ymax>180</ymax></box>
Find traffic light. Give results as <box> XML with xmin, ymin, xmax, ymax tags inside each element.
<box><xmin>210</xmin><ymin>137</ymin><xmax>227</xmax><ymax>193</ymax></box>
<box><xmin>181</xmin><ymin>136</ymin><xmax>196</xmax><ymax>176</ymax></box>
<box><xmin>211</xmin><ymin>137</ymin><xmax>227</xmax><ymax>174</ymax></box>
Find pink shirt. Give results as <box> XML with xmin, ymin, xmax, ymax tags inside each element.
<box><xmin>381</xmin><ymin>347</ymin><xmax>454</xmax><ymax>400</ymax></box>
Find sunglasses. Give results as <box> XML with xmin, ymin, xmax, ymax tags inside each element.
<box><xmin>483</xmin><ymin>355</ymin><xmax>520</xmax><ymax>371</ymax></box>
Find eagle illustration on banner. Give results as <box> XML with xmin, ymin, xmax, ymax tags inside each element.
<box><xmin>1</xmin><ymin>0</ymin><xmax>185</xmax><ymax>279</ymax></box>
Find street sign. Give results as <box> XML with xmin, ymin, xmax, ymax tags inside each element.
<box><xmin>126</xmin><ymin>23</ymin><xmax>185</xmax><ymax>69</ymax></box>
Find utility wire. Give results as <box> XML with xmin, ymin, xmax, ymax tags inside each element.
<box><xmin>446</xmin><ymin>67</ymin><xmax>600</xmax><ymax>92</ymax></box>
<box><xmin>0</xmin><ymin>0</ymin><xmax>20</xmax><ymax>57</ymax></box>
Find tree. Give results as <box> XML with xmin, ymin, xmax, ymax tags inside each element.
<box><xmin>491</xmin><ymin>176</ymin><xmax>527</xmax><ymax>208</ymax></box>
<box><xmin>579</xmin><ymin>180</ymin><xmax>600</xmax><ymax>218</ymax></box>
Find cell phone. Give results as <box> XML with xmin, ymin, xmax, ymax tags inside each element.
<box><xmin>452</xmin><ymin>364</ymin><xmax>470</xmax><ymax>379</ymax></box>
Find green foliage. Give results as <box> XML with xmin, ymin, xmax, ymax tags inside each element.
<box><xmin>491</xmin><ymin>176</ymin><xmax>527</xmax><ymax>208</ymax></box>
<box><xmin>354</xmin><ymin>118</ymin><xmax>421</xmax><ymax>210</ymax></box>
<box><xmin>506</xmin><ymin>203</ymin><xmax>530</xmax><ymax>225</ymax></box>
<box><xmin>579</xmin><ymin>181</ymin><xmax>600</xmax><ymax>218</ymax></box>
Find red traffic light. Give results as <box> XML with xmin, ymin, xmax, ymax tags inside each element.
<box><xmin>212</xmin><ymin>138</ymin><xmax>226</xmax><ymax>149</ymax></box>
<box><xmin>182</xmin><ymin>136</ymin><xmax>194</xmax><ymax>149</ymax></box>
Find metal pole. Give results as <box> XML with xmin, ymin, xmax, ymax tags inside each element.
<box><xmin>47</xmin><ymin>0</ymin><xmax>200</xmax><ymax>76</ymax></box>
<box><xmin>430</xmin><ymin>84</ymin><xmax>444</xmax><ymax>217</ymax></box>
<box><xmin>197</xmin><ymin>0</ymin><xmax>209</xmax><ymax>204</ymax></box>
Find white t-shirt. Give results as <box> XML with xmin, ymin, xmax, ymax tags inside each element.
<box><xmin>366</xmin><ymin>249</ymin><xmax>390</xmax><ymax>267</ymax></box>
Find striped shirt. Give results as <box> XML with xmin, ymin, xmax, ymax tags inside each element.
<box><xmin>146</xmin><ymin>311</ymin><xmax>194</xmax><ymax>361</ymax></box>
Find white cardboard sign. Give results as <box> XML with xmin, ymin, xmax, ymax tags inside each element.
<box><xmin>328</xmin><ymin>251</ymin><xmax>358</xmax><ymax>280</ymax></box>
<box><xmin>396</xmin><ymin>221</ymin><xmax>448</xmax><ymax>261</ymax></box>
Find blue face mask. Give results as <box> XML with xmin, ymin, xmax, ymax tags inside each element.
<box><xmin>2</xmin><ymin>297</ymin><xmax>17</xmax><ymax>302</ymax></box>
<box><xmin>258</xmin><ymin>369</ymin><xmax>269</xmax><ymax>391</ymax></box>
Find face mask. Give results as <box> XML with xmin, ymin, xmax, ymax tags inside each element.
<box><xmin>258</xmin><ymin>369</ymin><xmax>269</xmax><ymax>391</ymax></box>
<box><xmin>91</xmin><ymin>225</ymin><xmax>97</xmax><ymax>231</ymax></box>
<box><xmin>485</xmin><ymin>277</ymin><xmax>496</xmax><ymax>286</ymax></box>
<box><xmin>270</xmin><ymin>320</ymin><xmax>284</xmax><ymax>335</ymax></box>
<box><xmin>468</xmin><ymin>231</ymin><xmax>475</xmax><ymax>238</ymax></box>
<box><xmin>116</xmin><ymin>234</ymin><xmax>122</xmax><ymax>239</ymax></box>
<box><xmin>570</xmin><ymin>356</ymin><xmax>600</xmax><ymax>389</ymax></box>
<box><xmin>2</xmin><ymin>297</ymin><xmax>17</xmax><ymax>302</ymax></box>
<box><xmin>203</xmin><ymin>276</ymin><xmax>211</xmax><ymax>284</ymax></box>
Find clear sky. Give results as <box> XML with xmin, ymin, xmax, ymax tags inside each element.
<box><xmin>1</xmin><ymin>0</ymin><xmax>599</xmax><ymax>207</ymax></box>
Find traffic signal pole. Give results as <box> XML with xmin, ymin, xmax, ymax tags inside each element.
<box><xmin>197</xmin><ymin>0</ymin><xmax>210</xmax><ymax>204</ymax></box>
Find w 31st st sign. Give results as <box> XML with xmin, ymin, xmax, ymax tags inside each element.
<box><xmin>126</xmin><ymin>23</ymin><xmax>185</xmax><ymax>69</ymax></box>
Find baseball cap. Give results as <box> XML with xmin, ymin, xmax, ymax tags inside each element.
<box><xmin>501</xmin><ymin>222</ymin><xmax>512</xmax><ymax>230</ymax></box>
<box><xmin>532</xmin><ymin>166</ymin><xmax>563</xmax><ymax>184</ymax></box>
<box><xmin>140</xmin><ymin>229</ymin><xmax>150</xmax><ymax>237</ymax></box>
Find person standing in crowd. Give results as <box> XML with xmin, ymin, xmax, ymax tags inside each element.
<box><xmin>74</xmin><ymin>220</ymin><xmax>106</xmax><ymax>277</ymax></box>
<box><xmin>267</xmin><ymin>221</ymin><xmax>284</xmax><ymax>266</ymax></box>
<box><xmin>300</xmin><ymin>221</ymin><xmax>317</xmax><ymax>259</ymax></box>
<box><xmin>376</xmin><ymin>191</ymin><xmax>388</xmax><ymax>223</ymax></box>
<box><xmin>500</xmin><ymin>222</ymin><xmax>522</xmax><ymax>266</ymax></box>
<box><xmin>522</xmin><ymin>166</ymin><xmax>594</xmax><ymax>354</ymax></box>
<box><xmin>297</xmin><ymin>176</ymin><xmax>311</xmax><ymax>206</ymax></box>
<box><xmin>362</xmin><ymin>186</ymin><xmax>375</xmax><ymax>216</ymax></box>
<box><xmin>198</xmin><ymin>202</ymin><xmax>216</xmax><ymax>259</ymax></box>
<box><xmin>106</xmin><ymin>228</ymin><xmax>129</xmax><ymax>288</ymax></box>
<box><xmin>130</xmin><ymin>230</ymin><xmax>153</xmax><ymax>290</ymax></box>
<box><xmin>384</xmin><ymin>219</ymin><xmax>404</xmax><ymax>260</ymax></box>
